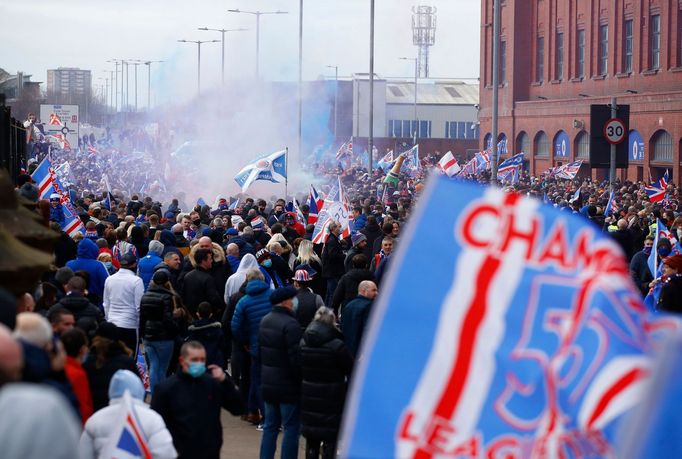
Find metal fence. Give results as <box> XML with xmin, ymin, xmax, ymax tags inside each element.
<box><xmin>0</xmin><ymin>99</ymin><xmax>27</xmax><ymax>185</ymax></box>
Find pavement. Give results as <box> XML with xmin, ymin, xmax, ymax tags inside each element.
<box><xmin>220</xmin><ymin>411</ymin><xmax>307</xmax><ymax>458</ymax></box>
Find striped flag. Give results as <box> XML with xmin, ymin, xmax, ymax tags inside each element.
<box><xmin>31</xmin><ymin>156</ymin><xmax>84</xmax><ymax>236</ymax></box>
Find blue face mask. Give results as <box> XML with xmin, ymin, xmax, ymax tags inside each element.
<box><xmin>292</xmin><ymin>296</ymin><xmax>299</xmax><ymax>312</ymax></box>
<box><xmin>658</xmin><ymin>247</ymin><xmax>672</xmax><ymax>258</ymax></box>
<box><xmin>187</xmin><ymin>362</ymin><xmax>206</xmax><ymax>378</ymax></box>
<box><xmin>262</xmin><ymin>259</ymin><xmax>273</xmax><ymax>268</ymax></box>
<box><xmin>643</xmin><ymin>246</ymin><xmax>652</xmax><ymax>256</ymax></box>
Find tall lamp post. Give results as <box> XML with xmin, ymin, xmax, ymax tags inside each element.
<box><xmin>106</xmin><ymin>59</ymin><xmax>121</xmax><ymax>112</ymax></box>
<box><xmin>178</xmin><ymin>39</ymin><xmax>220</xmax><ymax>95</ymax></box>
<box><xmin>143</xmin><ymin>60</ymin><xmax>164</xmax><ymax>110</ymax></box>
<box><xmin>399</xmin><ymin>57</ymin><xmax>418</xmax><ymax>143</ymax></box>
<box><xmin>490</xmin><ymin>0</ymin><xmax>502</xmax><ymax>185</ymax></box>
<box><xmin>227</xmin><ymin>8</ymin><xmax>289</xmax><ymax>79</ymax></box>
<box><xmin>326</xmin><ymin>65</ymin><xmax>339</xmax><ymax>140</ymax></box>
<box><xmin>368</xmin><ymin>0</ymin><xmax>375</xmax><ymax>174</ymax></box>
<box><xmin>129</xmin><ymin>60</ymin><xmax>143</xmax><ymax>112</ymax></box>
<box><xmin>197</xmin><ymin>27</ymin><xmax>248</xmax><ymax>85</ymax></box>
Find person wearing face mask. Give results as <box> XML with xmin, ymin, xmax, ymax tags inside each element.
<box><xmin>151</xmin><ymin>341</ymin><xmax>244</xmax><ymax>459</ymax></box>
<box><xmin>630</xmin><ymin>236</ymin><xmax>655</xmax><ymax>296</ymax></box>
<box><xmin>658</xmin><ymin>255</ymin><xmax>682</xmax><ymax>312</ymax></box>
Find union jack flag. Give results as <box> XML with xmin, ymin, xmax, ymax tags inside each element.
<box><xmin>645</xmin><ymin>184</ymin><xmax>666</xmax><ymax>203</ymax></box>
<box><xmin>335</xmin><ymin>137</ymin><xmax>353</xmax><ymax>160</ymax></box>
<box><xmin>31</xmin><ymin>156</ymin><xmax>84</xmax><ymax>236</ymax></box>
<box><xmin>659</xmin><ymin>169</ymin><xmax>669</xmax><ymax>189</ymax></box>
<box><xmin>474</xmin><ymin>150</ymin><xmax>491</xmax><ymax>173</ymax></box>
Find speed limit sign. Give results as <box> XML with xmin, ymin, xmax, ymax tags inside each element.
<box><xmin>604</xmin><ymin>118</ymin><xmax>626</xmax><ymax>145</ymax></box>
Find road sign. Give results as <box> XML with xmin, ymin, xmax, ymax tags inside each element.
<box><xmin>604</xmin><ymin>118</ymin><xmax>626</xmax><ymax>144</ymax></box>
<box><xmin>40</xmin><ymin>105</ymin><xmax>80</xmax><ymax>150</ymax></box>
<box><xmin>590</xmin><ymin>104</ymin><xmax>629</xmax><ymax>169</ymax></box>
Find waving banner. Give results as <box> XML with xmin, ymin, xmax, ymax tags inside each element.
<box><xmin>340</xmin><ymin>176</ymin><xmax>674</xmax><ymax>459</ymax></box>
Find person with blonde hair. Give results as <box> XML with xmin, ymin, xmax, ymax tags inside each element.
<box><xmin>294</xmin><ymin>239</ymin><xmax>324</xmax><ymax>296</ymax></box>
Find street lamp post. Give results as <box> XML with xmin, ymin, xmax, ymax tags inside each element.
<box><xmin>326</xmin><ymin>65</ymin><xmax>339</xmax><ymax>140</ymax></box>
<box><xmin>400</xmin><ymin>57</ymin><xmax>418</xmax><ymax>143</ymax></box>
<box><xmin>178</xmin><ymin>39</ymin><xmax>220</xmax><ymax>95</ymax></box>
<box><xmin>143</xmin><ymin>60</ymin><xmax>164</xmax><ymax>110</ymax></box>
<box><xmin>227</xmin><ymin>8</ymin><xmax>289</xmax><ymax>79</ymax></box>
<box><xmin>106</xmin><ymin>60</ymin><xmax>121</xmax><ymax>112</ymax></box>
<box><xmin>129</xmin><ymin>60</ymin><xmax>143</xmax><ymax>112</ymax></box>
<box><xmin>368</xmin><ymin>0</ymin><xmax>375</xmax><ymax>174</ymax></box>
<box><xmin>198</xmin><ymin>27</ymin><xmax>247</xmax><ymax>85</ymax></box>
<box><xmin>490</xmin><ymin>0</ymin><xmax>502</xmax><ymax>185</ymax></box>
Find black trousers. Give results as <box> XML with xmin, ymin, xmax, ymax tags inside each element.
<box><xmin>116</xmin><ymin>326</ymin><xmax>138</xmax><ymax>356</ymax></box>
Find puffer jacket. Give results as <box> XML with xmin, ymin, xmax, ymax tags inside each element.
<box><xmin>300</xmin><ymin>320</ymin><xmax>353</xmax><ymax>441</ymax></box>
<box><xmin>258</xmin><ymin>306</ymin><xmax>302</xmax><ymax>404</ymax></box>
<box><xmin>139</xmin><ymin>284</ymin><xmax>178</xmax><ymax>341</ymax></box>
<box><xmin>231</xmin><ymin>280</ymin><xmax>273</xmax><ymax>356</ymax></box>
<box><xmin>79</xmin><ymin>397</ymin><xmax>177</xmax><ymax>459</ymax></box>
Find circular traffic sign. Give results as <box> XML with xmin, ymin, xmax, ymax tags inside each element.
<box><xmin>604</xmin><ymin>118</ymin><xmax>626</xmax><ymax>145</ymax></box>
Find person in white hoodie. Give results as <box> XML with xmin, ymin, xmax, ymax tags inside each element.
<box><xmin>79</xmin><ymin>369</ymin><xmax>177</xmax><ymax>459</ymax></box>
<box><xmin>223</xmin><ymin>253</ymin><xmax>261</xmax><ymax>302</ymax></box>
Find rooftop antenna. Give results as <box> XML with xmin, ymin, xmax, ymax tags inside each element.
<box><xmin>411</xmin><ymin>5</ymin><xmax>437</xmax><ymax>78</ymax></box>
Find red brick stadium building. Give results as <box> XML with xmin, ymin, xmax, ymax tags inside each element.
<box><xmin>478</xmin><ymin>0</ymin><xmax>682</xmax><ymax>184</ymax></box>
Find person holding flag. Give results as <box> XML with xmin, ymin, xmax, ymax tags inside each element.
<box><xmin>79</xmin><ymin>369</ymin><xmax>177</xmax><ymax>459</ymax></box>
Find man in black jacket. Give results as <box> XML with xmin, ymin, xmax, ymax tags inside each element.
<box><xmin>50</xmin><ymin>276</ymin><xmax>104</xmax><ymax>323</ymax></box>
<box><xmin>258</xmin><ymin>287</ymin><xmax>302</xmax><ymax>459</ymax></box>
<box><xmin>181</xmin><ymin>248</ymin><xmax>224</xmax><ymax>314</ymax></box>
<box><xmin>331</xmin><ymin>254</ymin><xmax>375</xmax><ymax>316</ymax></box>
<box><xmin>321</xmin><ymin>221</ymin><xmax>345</xmax><ymax>307</ymax></box>
<box><xmin>151</xmin><ymin>341</ymin><xmax>244</xmax><ymax>459</ymax></box>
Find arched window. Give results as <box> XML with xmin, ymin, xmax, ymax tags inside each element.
<box><xmin>498</xmin><ymin>133</ymin><xmax>508</xmax><ymax>155</ymax></box>
<box><xmin>534</xmin><ymin>131</ymin><xmax>549</xmax><ymax>157</ymax></box>
<box><xmin>575</xmin><ymin>131</ymin><xmax>589</xmax><ymax>159</ymax></box>
<box><xmin>652</xmin><ymin>130</ymin><xmax>673</xmax><ymax>162</ymax></box>
<box><xmin>516</xmin><ymin>131</ymin><xmax>530</xmax><ymax>155</ymax></box>
<box><xmin>483</xmin><ymin>133</ymin><xmax>492</xmax><ymax>150</ymax></box>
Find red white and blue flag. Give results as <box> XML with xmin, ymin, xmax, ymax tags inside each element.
<box><xmin>31</xmin><ymin>156</ymin><xmax>84</xmax><ymax>236</ymax></box>
<box><xmin>645</xmin><ymin>184</ymin><xmax>666</xmax><ymax>203</ymax></box>
<box><xmin>659</xmin><ymin>169</ymin><xmax>669</xmax><ymax>189</ymax></box>
<box><xmin>496</xmin><ymin>152</ymin><xmax>524</xmax><ymax>183</ymax></box>
<box><xmin>102</xmin><ymin>390</ymin><xmax>153</xmax><ymax>459</ymax></box>
<box><xmin>307</xmin><ymin>185</ymin><xmax>322</xmax><ymax>224</ymax></box>
<box><xmin>555</xmin><ymin>160</ymin><xmax>584</xmax><ymax>180</ymax></box>
<box><xmin>341</xmin><ymin>176</ymin><xmax>676</xmax><ymax>458</ymax></box>
<box><xmin>474</xmin><ymin>150</ymin><xmax>491</xmax><ymax>173</ymax></box>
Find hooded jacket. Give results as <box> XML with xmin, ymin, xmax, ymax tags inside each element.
<box><xmin>223</xmin><ymin>254</ymin><xmax>260</xmax><ymax>303</ymax></box>
<box><xmin>231</xmin><ymin>279</ymin><xmax>273</xmax><ymax>356</ymax></box>
<box><xmin>159</xmin><ymin>230</ymin><xmax>182</xmax><ymax>259</ymax></box>
<box><xmin>300</xmin><ymin>320</ymin><xmax>353</xmax><ymax>441</ymax></box>
<box><xmin>65</xmin><ymin>238</ymin><xmax>109</xmax><ymax>304</ymax></box>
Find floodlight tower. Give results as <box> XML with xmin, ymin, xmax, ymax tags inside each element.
<box><xmin>411</xmin><ymin>5</ymin><xmax>437</xmax><ymax>78</ymax></box>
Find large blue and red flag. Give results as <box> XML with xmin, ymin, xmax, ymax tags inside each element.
<box><xmin>31</xmin><ymin>156</ymin><xmax>84</xmax><ymax>236</ymax></box>
<box><xmin>341</xmin><ymin>176</ymin><xmax>674</xmax><ymax>459</ymax></box>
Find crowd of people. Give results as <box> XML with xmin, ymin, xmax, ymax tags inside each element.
<box><xmin>2</xmin><ymin>133</ymin><xmax>682</xmax><ymax>458</ymax></box>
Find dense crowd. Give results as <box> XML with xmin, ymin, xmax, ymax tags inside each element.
<box><xmin>2</xmin><ymin>134</ymin><xmax>682</xmax><ymax>458</ymax></box>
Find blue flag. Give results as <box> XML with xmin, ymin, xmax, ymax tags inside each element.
<box><xmin>234</xmin><ymin>149</ymin><xmax>287</xmax><ymax>192</ymax></box>
<box><xmin>341</xmin><ymin>176</ymin><xmax>664</xmax><ymax>458</ymax></box>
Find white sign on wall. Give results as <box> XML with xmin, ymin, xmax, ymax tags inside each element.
<box><xmin>40</xmin><ymin>104</ymin><xmax>80</xmax><ymax>150</ymax></box>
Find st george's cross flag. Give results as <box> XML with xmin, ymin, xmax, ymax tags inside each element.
<box><xmin>340</xmin><ymin>176</ymin><xmax>677</xmax><ymax>459</ymax></box>
<box><xmin>437</xmin><ymin>151</ymin><xmax>461</xmax><ymax>178</ymax></box>
<box><xmin>233</xmin><ymin>150</ymin><xmax>287</xmax><ymax>193</ymax></box>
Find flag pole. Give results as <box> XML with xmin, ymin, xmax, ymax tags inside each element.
<box><xmin>285</xmin><ymin>147</ymin><xmax>289</xmax><ymax>199</ymax></box>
